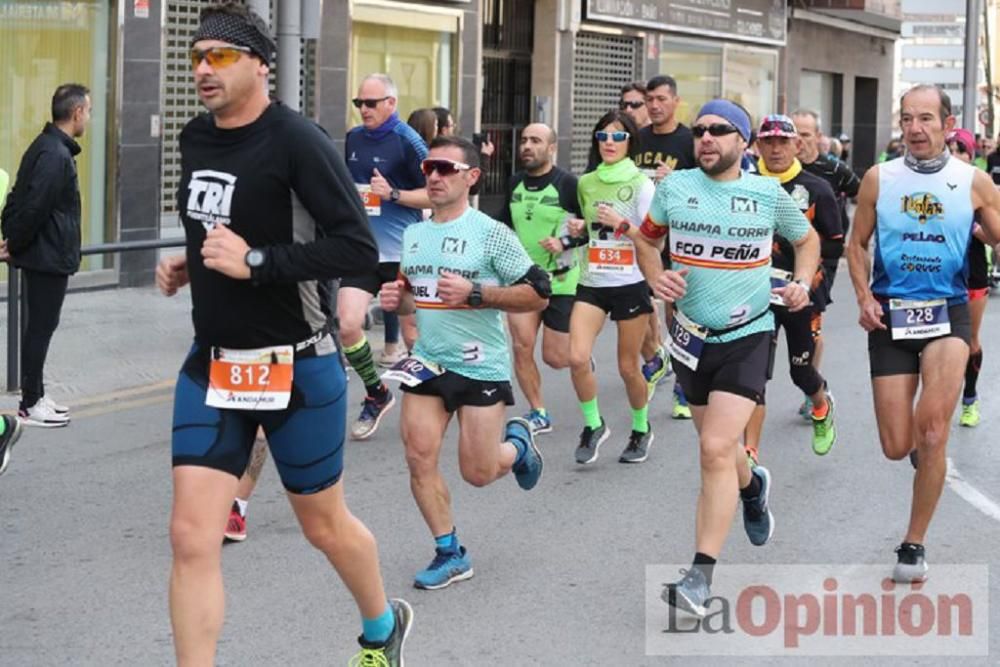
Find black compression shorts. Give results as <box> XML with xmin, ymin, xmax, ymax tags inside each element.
<box><xmin>672</xmin><ymin>331</ymin><xmax>776</xmax><ymax>406</ymax></box>
<box><xmin>868</xmin><ymin>303</ymin><xmax>971</xmax><ymax>377</ymax></box>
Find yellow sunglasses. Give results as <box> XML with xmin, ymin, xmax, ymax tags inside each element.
<box><xmin>190</xmin><ymin>45</ymin><xmax>252</xmax><ymax>70</ymax></box>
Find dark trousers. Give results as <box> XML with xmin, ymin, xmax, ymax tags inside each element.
<box><xmin>20</xmin><ymin>269</ymin><xmax>69</xmax><ymax>409</ymax></box>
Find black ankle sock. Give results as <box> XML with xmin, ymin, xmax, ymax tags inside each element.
<box><xmin>693</xmin><ymin>552</ymin><xmax>717</xmax><ymax>585</ymax></box>
<box><xmin>964</xmin><ymin>350</ymin><xmax>983</xmax><ymax>399</ymax></box>
<box><xmin>740</xmin><ymin>472</ymin><xmax>762</xmax><ymax>501</ymax></box>
<box><xmin>367</xmin><ymin>382</ymin><xmax>389</xmax><ymax>400</ymax></box>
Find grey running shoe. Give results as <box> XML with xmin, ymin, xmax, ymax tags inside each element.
<box><xmin>619</xmin><ymin>429</ymin><xmax>654</xmax><ymax>463</ymax></box>
<box><xmin>742</xmin><ymin>466</ymin><xmax>774</xmax><ymax>546</ymax></box>
<box><xmin>892</xmin><ymin>543</ymin><xmax>929</xmax><ymax>583</ymax></box>
<box><xmin>661</xmin><ymin>567</ymin><xmax>710</xmax><ymax>618</ymax></box>
<box><xmin>351</xmin><ymin>597</ymin><xmax>414</xmax><ymax>666</ymax></box>
<box><xmin>575</xmin><ymin>419</ymin><xmax>609</xmax><ymax>464</ymax></box>
<box><xmin>0</xmin><ymin>415</ymin><xmax>25</xmax><ymax>476</ymax></box>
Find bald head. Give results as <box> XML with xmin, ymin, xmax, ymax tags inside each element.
<box><xmin>519</xmin><ymin>123</ymin><xmax>558</xmax><ymax>174</ymax></box>
<box><xmin>524</xmin><ymin>123</ymin><xmax>557</xmax><ymax>145</ymax></box>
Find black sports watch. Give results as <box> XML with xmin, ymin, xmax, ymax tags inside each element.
<box><xmin>245</xmin><ymin>248</ymin><xmax>267</xmax><ymax>283</ymax></box>
<box><xmin>389</xmin><ymin>187</ymin><xmax>401</xmax><ymax>202</ymax></box>
<box><xmin>245</xmin><ymin>248</ymin><xmax>266</xmax><ymax>269</ymax></box>
<box><xmin>467</xmin><ymin>282</ymin><xmax>484</xmax><ymax>308</ymax></box>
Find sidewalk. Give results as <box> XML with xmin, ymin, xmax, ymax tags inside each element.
<box><xmin>0</xmin><ymin>286</ymin><xmax>195</xmax><ymax>411</ymax></box>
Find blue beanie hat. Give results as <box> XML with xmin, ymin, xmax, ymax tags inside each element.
<box><xmin>696</xmin><ymin>99</ymin><xmax>752</xmax><ymax>142</ymax></box>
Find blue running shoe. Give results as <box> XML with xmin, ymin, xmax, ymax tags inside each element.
<box><xmin>661</xmin><ymin>567</ymin><xmax>710</xmax><ymax>618</ymax></box>
<box><xmin>414</xmin><ymin>546</ymin><xmax>474</xmax><ymax>590</ymax></box>
<box><xmin>742</xmin><ymin>466</ymin><xmax>774</xmax><ymax>546</ymax></box>
<box><xmin>524</xmin><ymin>409</ymin><xmax>553</xmax><ymax>435</ymax></box>
<box><xmin>351</xmin><ymin>390</ymin><xmax>395</xmax><ymax>441</ymax></box>
<box><xmin>507</xmin><ymin>417</ymin><xmax>543</xmax><ymax>490</ymax></box>
<box><xmin>642</xmin><ymin>352</ymin><xmax>667</xmax><ymax>400</ymax></box>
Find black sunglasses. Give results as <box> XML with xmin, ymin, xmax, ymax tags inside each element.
<box><xmin>692</xmin><ymin>123</ymin><xmax>740</xmax><ymax>138</ymax></box>
<box><xmin>618</xmin><ymin>100</ymin><xmax>645</xmax><ymax>110</ymax></box>
<box><xmin>352</xmin><ymin>97</ymin><xmax>390</xmax><ymax>109</ymax></box>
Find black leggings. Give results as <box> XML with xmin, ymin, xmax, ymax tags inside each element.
<box><xmin>774</xmin><ymin>306</ymin><xmax>824</xmax><ymax>397</ymax></box>
<box><xmin>20</xmin><ymin>269</ymin><xmax>69</xmax><ymax>409</ymax></box>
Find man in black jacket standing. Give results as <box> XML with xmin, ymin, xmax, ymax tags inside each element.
<box><xmin>1</xmin><ymin>83</ymin><xmax>91</xmax><ymax>428</ymax></box>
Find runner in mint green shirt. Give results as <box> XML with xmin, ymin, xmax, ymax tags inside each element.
<box><xmin>379</xmin><ymin>135</ymin><xmax>550</xmax><ymax>591</ymax></box>
<box><xmin>633</xmin><ymin>99</ymin><xmax>819</xmax><ymax>619</ymax></box>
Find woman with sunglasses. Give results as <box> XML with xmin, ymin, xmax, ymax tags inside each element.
<box><xmin>947</xmin><ymin>128</ymin><xmax>992</xmax><ymax>427</ymax></box>
<box><xmin>569</xmin><ymin>110</ymin><xmax>657</xmax><ymax>465</ymax></box>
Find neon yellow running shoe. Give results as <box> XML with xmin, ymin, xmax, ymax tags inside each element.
<box><xmin>959</xmin><ymin>400</ymin><xmax>981</xmax><ymax>427</ymax></box>
<box><xmin>811</xmin><ymin>394</ymin><xmax>837</xmax><ymax>456</ymax></box>
<box><xmin>671</xmin><ymin>384</ymin><xmax>692</xmax><ymax>420</ymax></box>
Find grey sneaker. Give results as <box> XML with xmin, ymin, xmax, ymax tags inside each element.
<box><xmin>350</xmin><ymin>597</ymin><xmax>414</xmax><ymax>667</ymax></box>
<box><xmin>742</xmin><ymin>466</ymin><xmax>774</xmax><ymax>546</ymax></box>
<box><xmin>575</xmin><ymin>419</ymin><xmax>610</xmax><ymax>464</ymax></box>
<box><xmin>892</xmin><ymin>543</ymin><xmax>929</xmax><ymax>583</ymax></box>
<box><xmin>661</xmin><ymin>567</ymin><xmax>711</xmax><ymax>618</ymax></box>
<box><xmin>619</xmin><ymin>429</ymin><xmax>654</xmax><ymax>463</ymax></box>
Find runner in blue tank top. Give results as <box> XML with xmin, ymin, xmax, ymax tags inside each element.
<box><xmin>631</xmin><ymin>99</ymin><xmax>820</xmax><ymax>618</ymax></box>
<box><xmin>847</xmin><ymin>84</ymin><xmax>1000</xmax><ymax>585</ymax></box>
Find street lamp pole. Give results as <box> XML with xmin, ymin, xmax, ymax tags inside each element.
<box><xmin>964</xmin><ymin>0</ymin><xmax>982</xmax><ymax>131</ymax></box>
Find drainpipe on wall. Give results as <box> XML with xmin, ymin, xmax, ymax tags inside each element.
<box><xmin>277</xmin><ymin>0</ymin><xmax>303</xmax><ymax>111</ymax></box>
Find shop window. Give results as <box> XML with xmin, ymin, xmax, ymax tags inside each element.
<box><xmin>799</xmin><ymin>70</ymin><xmax>840</xmax><ymax>135</ymax></box>
<box><xmin>659</xmin><ymin>38</ymin><xmax>723</xmax><ymax>125</ymax></box>
<box><xmin>350</xmin><ymin>2</ymin><xmax>460</xmax><ymax>125</ymax></box>
<box><xmin>723</xmin><ymin>47</ymin><xmax>777</xmax><ymax>125</ymax></box>
<box><xmin>0</xmin><ymin>1</ymin><xmax>111</xmax><ymax>274</ymax></box>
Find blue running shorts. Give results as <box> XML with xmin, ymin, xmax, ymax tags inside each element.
<box><xmin>171</xmin><ymin>343</ymin><xmax>347</xmax><ymax>495</ymax></box>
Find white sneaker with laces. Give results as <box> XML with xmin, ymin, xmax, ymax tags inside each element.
<box><xmin>19</xmin><ymin>401</ymin><xmax>70</xmax><ymax>428</ymax></box>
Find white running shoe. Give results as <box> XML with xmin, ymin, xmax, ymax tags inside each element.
<box><xmin>19</xmin><ymin>401</ymin><xmax>70</xmax><ymax>428</ymax></box>
<box><xmin>41</xmin><ymin>395</ymin><xmax>70</xmax><ymax>415</ymax></box>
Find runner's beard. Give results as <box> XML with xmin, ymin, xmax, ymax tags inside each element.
<box><xmin>698</xmin><ymin>146</ymin><xmax>741</xmax><ymax>175</ymax></box>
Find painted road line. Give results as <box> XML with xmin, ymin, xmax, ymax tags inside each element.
<box><xmin>946</xmin><ymin>457</ymin><xmax>1000</xmax><ymax>524</ymax></box>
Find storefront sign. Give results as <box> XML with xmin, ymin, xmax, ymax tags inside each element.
<box><xmin>585</xmin><ymin>0</ymin><xmax>787</xmax><ymax>46</ymax></box>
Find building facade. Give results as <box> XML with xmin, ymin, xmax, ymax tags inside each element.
<box><xmin>1</xmin><ymin>0</ymin><xmax>901</xmax><ymax>288</ymax></box>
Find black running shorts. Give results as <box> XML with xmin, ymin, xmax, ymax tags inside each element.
<box><xmin>672</xmin><ymin>331</ymin><xmax>776</xmax><ymax>406</ymax></box>
<box><xmin>400</xmin><ymin>370</ymin><xmax>515</xmax><ymax>413</ymax></box>
<box><xmin>575</xmin><ymin>282</ymin><xmax>653</xmax><ymax>321</ymax></box>
<box><xmin>542</xmin><ymin>295</ymin><xmax>574</xmax><ymax>333</ymax></box>
<box><xmin>868</xmin><ymin>303</ymin><xmax>971</xmax><ymax>377</ymax></box>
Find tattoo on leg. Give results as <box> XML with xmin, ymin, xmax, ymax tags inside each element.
<box><xmin>246</xmin><ymin>436</ymin><xmax>268</xmax><ymax>482</ymax></box>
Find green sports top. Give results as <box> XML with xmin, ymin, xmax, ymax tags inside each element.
<box><xmin>502</xmin><ymin>167</ymin><xmax>581</xmax><ymax>296</ymax></box>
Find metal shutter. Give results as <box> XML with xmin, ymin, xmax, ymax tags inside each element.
<box><xmin>161</xmin><ymin>1</ymin><xmax>314</xmax><ymax>217</ymax></box>
<box><xmin>571</xmin><ymin>32</ymin><xmax>642</xmax><ymax>175</ymax></box>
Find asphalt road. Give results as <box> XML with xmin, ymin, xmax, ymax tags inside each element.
<box><xmin>2</xmin><ymin>277</ymin><xmax>999</xmax><ymax>666</ymax></box>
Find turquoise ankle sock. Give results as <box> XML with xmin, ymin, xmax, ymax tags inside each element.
<box><xmin>361</xmin><ymin>604</ymin><xmax>395</xmax><ymax>644</ymax></box>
